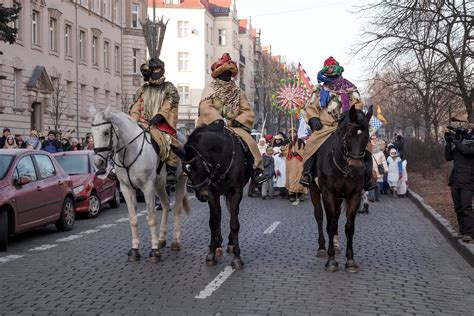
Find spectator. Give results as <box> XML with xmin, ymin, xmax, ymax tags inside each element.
<box><xmin>16</xmin><ymin>136</ymin><xmax>26</xmax><ymax>149</ymax></box>
<box><xmin>61</xmin><ymin>136</ymin><xmax>72</xmax><ymax>151</ymax></box>
<box><xmin>286</xmin><ymin>129</ymin><xmax>307</xmax><ymax>202</ymax></box>
<box><xmin>273</xmin><ymin>132</ymin><xmax>288</xmax><ymax>148</ymax></box>
<box><xmin>257</xmin><ymin>137</ymin><xmax>267</xmax><ymax>155</ymax></box>
<box><xmin>38</xmin><ymin>131</ymin><xmax>46</xmax><ymax>145</ymax></box>
<box><xmin>41</xmin><ymin>131</ymin><xmax>63</xmax><ymax>153</ymax></box>
<box><xmin>3</xmin><ymin>135</ymin><xmax>18</xmax><ymax>149</ymax></box>
<box><xmin>0</xmin><ymin>128</ymin><xmax>11</xmax><ymax>148</ymax></box>
<box><xmin>397</xmin><ymin>159</ymin><xmax>408</xmax><ymax>197</ymax></box>
<box><xmin>368</xmin><ymin>143</ymin><xmax>388</xmax><ymax>202</ymax></box>
<box><xmin>387</xmin><ymin>148</ymin><xmax>402</xmax><ymax>198</ymax></box>
<box><xmin>25</xmin><ymin>130</ymin><xmax>42</xmax><ymax>150</ymax></box>
<box><xmin>85</xmin><ymin>135</ymin><xmax>94</xmax><ymax>150</ymax></box>
<box><xmin>261</xmin><ymin>146</ymin><xmax>275</xmax><ymax>200</ymax></box>
<box><xmin>393</xmin><ymin>134</ymin><xmax>405</xmax><ymax>160</ymax></box>
<box><xmin>70</xmin><ymin>138</ymin><xmax>82</xmax><ymax>151</ymax></box>
<box><xmin>265</xmin><ymin>134</ymin><xmax>273</xmax><ymax>146</ymax></box>
<box><xmin>273</xmin><ymin>146</ymin><xmax>287</xmax><ymax>199</ymax></box>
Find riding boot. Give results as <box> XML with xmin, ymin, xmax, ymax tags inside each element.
<box><xmin>166</xmin><ymin>164</ymin><xmax>177</xmax><ymax>186</ymax></box>
<box><xmin>299</xmin><ymin>155</ymin><xmax>316</xmax><ymax>188</ymax></box>
<box><xmin>363</xmin><ymin>150</ymin><xmax>378</xmax><ymax>191</ymax></box>
<box><xmin>253</xmin><ymin>168</ymin><xmax>267</xmax><ymax>185</ymax></box>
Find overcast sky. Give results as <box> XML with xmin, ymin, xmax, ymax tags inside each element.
<box><xmin>237</xmin><ymin>0</ymin><xmax>371</xmax><ymax>91</ymax></box>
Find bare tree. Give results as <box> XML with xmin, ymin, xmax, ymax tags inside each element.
<box><xmin>48</xmin><ymin>74</ymin><xmax>73</xmax><ymax>136</ymax></box>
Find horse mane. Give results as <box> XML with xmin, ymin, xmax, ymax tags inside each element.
<box><xmin>337</xmin><ymin>109</ymin><xmax>370</xmax><ymax>131</ymax></box>
<box><xmin>187</xmin><ymin>123</ymin><xmax>226</xmax><ymax>145</ymax></box>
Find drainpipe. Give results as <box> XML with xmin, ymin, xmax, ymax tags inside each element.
<box><xmin>75</xmin><ymin>0</ymin><xmax>80</xmax><ymax>139</ymax></box>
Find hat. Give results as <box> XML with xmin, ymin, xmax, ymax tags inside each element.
<box><xmin>211</xmin><ymin>53</ymin><xmax>238</xmax><ymax>79</ymax></box>
<box><xmin>48</xmin><ymin>131</ymin><xmax>56</xmax><ymax>136</ymax></box>
<box><xmin>273</xmin><ymin>134</ymin><xmax>284</xmax><ymax>141</ymax></box>
<box><xmin>273</xmin><ymin>147</ymin><xmax>281</xmax><ymax>155</ymax></box>
<box><xmin>389</xmin><ymin>148</ymin><xmax>398</xmax><ymax>156</ymax></box>
<box><xmin>258</xmin><ymin>137</ymin><xmax>266</xmax><ymax>143</ymax></box>
<box><xmin>265</xmin><ymin>134</ymin><xmax>273</xmax><ymax>141</ymax></box>
<box><xmin>38</xmin><ymin>131</ymin><xmax>46</xmax><ymax>138</ymax></box>
<box><xmin>321</xmin><ymin>56</ymin><xmax>344</xmax><ymax>76</ymax></box>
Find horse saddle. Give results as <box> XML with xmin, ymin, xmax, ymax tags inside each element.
<box><xmin>225</xmin><ymin>127</ymin><xmax>249</xmax><ymax>153</ymax></box>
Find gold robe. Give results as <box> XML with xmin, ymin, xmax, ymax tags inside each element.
<box><xmin>286</xmin><ymin>140</ymin><xmax>307</xmax><ymax>194</ymax></box>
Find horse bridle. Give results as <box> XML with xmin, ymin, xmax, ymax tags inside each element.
<box><xmin>91</xmin><ymin>120</ymin><xmax>150</xmax><ymax>188</ymax></box>
<box><xmin>332</xmin><ymin>122</ymin><xmax>366</xmax><ymax>177</ymax></box>
<box><xmin>182</xmin><ymin>129</ymin><xmax>235</xmax><ymax>190</ymax></box>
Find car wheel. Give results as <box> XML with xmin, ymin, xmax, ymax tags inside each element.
<box><xmin>87</xmin><ymin>193</ymin><xmax>101</xmax><ymax>218</ymax></box>
<box><xmin>0</xmin><ymin>211</ymin><xmax>8</xmax><ymax>251</ymax></box>
<box><xmin>56</xmin><ymin>197</ymin><xmax>76</xmax><ymax>231</ymax></box>
<box><xmin>109</xmin><ymin>185</ymin><xmax>120</xmax><ymax>209</ymax></box>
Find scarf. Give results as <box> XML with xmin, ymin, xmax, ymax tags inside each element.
<box><xmin>143</xmin><ymin>78</ymin><xmax>179</xmax><ymax>119</ymax></box>
<box><xmin>317</xmin><ymin>71</ymin><xmax>357</xmax><ymax>112</ymax></box>
<box><xmin>211</xmin><ymin>78</ymin><xmax>240</xmax><ymax>113</ymax></box>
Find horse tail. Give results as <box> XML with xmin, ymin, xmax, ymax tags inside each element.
<box><xmin>182</xmin><ymin>192</ymin><xmax>192</xmax><ymax>216</ymax></box>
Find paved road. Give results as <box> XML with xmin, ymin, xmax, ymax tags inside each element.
<box><xmin>0</xmin><ymin>193</ymin><xmax>473</xmax><ymax>315</ymax></box>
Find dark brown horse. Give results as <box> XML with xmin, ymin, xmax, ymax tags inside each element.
<box><xmin>308</xmin><ymin>105</ymin><xmax>373</xmax><ymax>272</ymax></box>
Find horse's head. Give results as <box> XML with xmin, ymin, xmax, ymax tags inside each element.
<box><xmin>90</xmin><ymin>105</ymin><xmax>116</xmax><ymax>170</ymax></box>
<box><xmin>337</xmin><ymin>105</ymin><xmax>373</xmax><ymax>165</ymax></box>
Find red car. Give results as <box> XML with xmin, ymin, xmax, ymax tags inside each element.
<box><xmin>0</xmin><ymin>149</ymin><xmax>76</xmax><ymax>251</ymax></box>
<box><xmin>53</xmin><ymin>150</ymin><xmax>120</xmax><ymax>218</ymax></box>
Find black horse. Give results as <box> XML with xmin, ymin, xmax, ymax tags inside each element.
<box><xmin>172</xmin><ymin>122</ymin><xmax>252</xmax><ymax>269</ymax></box>
<box><xmin>308</xmin><ymin>105</ymin><xmax>373</xmax><ymax>273</ymax></box>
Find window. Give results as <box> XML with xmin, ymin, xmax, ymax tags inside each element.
<box><xmin>13</xmin><ymin>68</ymin><xmax>22</xmax><ymax>108</ymax></box>
<box><xmin>49</xmin><ymin>18</ymin><xmax>57</xmax><ymax>51</ymax></box>
<box><xmin>218</xmin><ymin>29</ymin><xmax>226</xmax><ymax>45</ymax></box>
<box><xmin>105</xmin><ymin>90</ymin><xmax>110</xmax><ymax>108</ymax></box>
<box><xmin>178</xmin><ymin>21</ymin><xmax>190</xmax><ymax>38</ymax></box>
<box><xmin>114</xmin><ymin>45</ymin><xmax>120</xmax><ymax>72</ymax></box>
<box><xmin>66</xmin><ymin>81</ymin><xmax>73</xmax><ymax>110</ymax></box>
<box><xmin>81</xmin><ymin>84</ymin><xmax>87</xmax><ymax>110</ymax></box>
<box><xmin>93</xmin><ymin>87</ymin><xmax>99</xmax><ymax>107</ymax></box>
<box><xmin>65</xmin><ymin>24</ymin><xmax>72</xmax><ymax>56</ymax></box>
<box><xmin>80</xmin><ymin>0</ymin><xmax>88</xmax><ymax>6</ymax></box>
<box><xmin>178</xmin><ymin>85</ymin><xmax>190</xmax><ymax>105</ymax></box>
<box><xmin>79</xmin><ymin>30</ymin><xmax>86</xmax><ymax>61</ymax></box>
<box><xmin>113</xmin><ymin>0</ymin><xmax>119</xmax><ymax>23</ymax></box>
<box><xmin>104</xmin><ymin>41</ymin><xmax>110</xmax><ymax>69</ymax></box>
<box><xmin>92</xmin><ymin>0</ymin><xmax>101</xmax><ymax>14</ymax></box>
<box><xmin>34</xmin><ymin>155</ymin><xmax>56</xmax><ymax>179</ymax></box>
<box><xmin>132</xmin><ymin>49</ymin><xmax>138</xmax><ymax>74</ymax></box>
<box><xmin>131</xmin><ymin>4</ymin><xmax>139</xmax><ymax>29</ymax></box>
<box><xmin>92</xmin><ymin>36</ymin><xmax>98</xmax><ymax>66</ymax></box>
<box><xmin>13</xmin><ymin>1</ymin><xmax>21</xmax><ymax>40</ymax></box>
<box><xmin>32</xmin><ymin>10</ymin><xmax>39</xmax><ymax>46</ymax></box>
<box><xmin>103</xmin><ymin>0</ymin><xmax>112</xmax><ymax>19</ymax></box>
<box><xmin>15</xmin><ymin>156</ymin><xmax>37</xmax><ymax>182</ymax></box>
<box><xmin>178</xmin><ymin>52</ymin><xmax>190</xmax><ymax>71</ymax></box>
<box><xmin>165</xmin><ymin>0</ymin><xmax>177</xmax><ymax>4</ymax></box>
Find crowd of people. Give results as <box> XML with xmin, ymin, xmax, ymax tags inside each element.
<box><xmin>0</xmin><ymin>127</ymin><xmax>94</xmax><ymax>153</ymax></box>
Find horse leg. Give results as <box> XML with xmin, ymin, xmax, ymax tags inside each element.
<box><xmin>121</xmin><ymin>185</ymin><xmax>141</xmax><ymax>261</ymax></box>
<box><xmin>344</xmin><ymin>194</ymin><xmax>361</xmax><ymax>273</ymax></box>
<box><xmin>205</xmin><ymin>193</ymin><xmax>221</xmax><ymax>265</ymax></box>
<box><xmin>227</xmin><ymin>190</ymin><xmax>244</xmax><ymax>270</ymax></box>
<box><xmin>156</xmin><ymin>179</ymin><xmax>171</xmax><ymax>249</ymax></box>
<box><xmin>322</xmin><ymin>192</ymin><xmax>338</xmax><ymax>272</ymax></box>
<box><xmin>171</xmin><ymin>173</ymin><xmax>186</xmax><ymax>251</ymax></box>
<box><xmin>333</xmin><ymin>199</ymin><xmax>343</xmax><ymax>254</ymax></box>
<box><xmin>309</xmin><ymin>183</ymin><xmax>326</xmax><ymax>258</ymax></box>
<box><xmin>142</xmin><ymin>183</ymin><xmax>160</xmax><ymax>263</ymax></box>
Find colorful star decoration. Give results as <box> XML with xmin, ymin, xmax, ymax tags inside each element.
<box><xmin>272</xmin><ymin>77</ymin><xmax>309</xmax><ymax>114</ymax></box>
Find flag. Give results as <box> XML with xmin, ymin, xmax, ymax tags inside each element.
<box><xmin>297</xmin><ymin>114</ymin><xmax>310</xmax><ymax>139</ymax></box>
<box><xmin>370</xmin><ymin>116</ymin><xmax>383</xmax><ymax>131</ymax></box>
<box><xmin>376</xmin><ymin>104</ymin><xmax>387</xmax><ymax>124</ymax></box>
<box><xmin>297</xmin><ymin>63</ymin><xmax>314</xmax><ymax>93</ymax></box>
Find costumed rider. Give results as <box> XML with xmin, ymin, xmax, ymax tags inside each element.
<box><xmin>196</xmin><ymin>53</ymin><xmax>266</xmax><ymax>185</ymax></box>
<box><xmin>299</xmin><ymin>56</ymin><xmax>377</xmax><ymax>191</ymax></box>
<box><xmin>129</xmin><ymin>57</ymin><xmax>180</xmax><ymax>185</ymax></box>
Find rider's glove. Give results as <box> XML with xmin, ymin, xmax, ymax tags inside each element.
<box><xmin>149</xmin><ymin>114</ymin><xmax>165</xmax><ymax>126</ymax></box>
<box><xmin>309</xmin><ymin>117</ymin><xmax>323</xmax><ymax>131</ymax></box>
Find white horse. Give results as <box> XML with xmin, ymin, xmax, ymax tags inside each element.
<box><xmin>89</xmin><ymin>106</ymin><xmax>191</xmax><ymax>262</ymax></box>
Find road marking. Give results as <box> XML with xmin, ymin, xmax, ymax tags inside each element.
<box><xmin>80</xmin><ymin>229</ymin><xmax>101</xmax><ymax>235</ymax></box>
<box><xmin>137</xmin><ymin>213</ymin><xmax>145</xmax><ymax>217</ymax></box>
<box><xmin>56</xmin><ymin>234</ymin><xmax>83</xmax><ymax>242</ymax></box>
<box><xmin>264</xmin><ymin>221</ymin><xmax>281</xmax><ymax>234</ymax></box>
<box><xmin>0</xmin><ymin>255</ymin><xmax>24</xmax><ymax>264</ymax></box>
<box><xmin>195</xmin><ymin>266</ymin><xmax>234</xmax><ymax>299</ymax></box>
<box><xmin>28</xmin><ymin>244</ymin><xmax>58</xmax><ymax>251</ymax></box>
<box><xmin>116</xmin><ymin>217</ymin><xmax>129</xmax><ymax>222</ymax></box>
<box><xmin>96</xmin><ymin>224</ymin><xmax>117</xmax><ymax>229</ymax></box>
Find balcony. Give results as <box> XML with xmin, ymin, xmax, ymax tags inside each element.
<box><xmin>239</xmin><ymin>54</ymin><xmax>246</xmax><ymax>65</ymax></box>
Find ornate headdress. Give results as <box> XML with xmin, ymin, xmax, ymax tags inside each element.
<box><xmin>211</xmin><ymin>53</ymin><xmax>238</xmax><ymax>78</ymax></box>
<box><xmin>141</xmin><ymin>16</ymin><xmax>169</xmax><ymax>60</ymax></box>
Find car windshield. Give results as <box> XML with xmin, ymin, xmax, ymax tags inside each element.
<box><xmin>0</xmin><ymin>155</ymin><xmax>14</xmax><ymax>180</ymax></box>
<box><xmin>55</xmin><ymin>155</ymin><xmax>89</xmax><ymax>175</ymax></box>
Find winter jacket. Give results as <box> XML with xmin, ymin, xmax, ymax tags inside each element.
<box><xmin>445</xmin><ymin>132</ymin><xmax>474</xmax><ymax>190</ymax></box>
<box><xmin>372</xmin><ymin>150</ymin><xmax>388</xmax><ymax>182</ymax></box>
<box><xmin>26</xmin><ymin>136</ymin><xmax>41</xmax><ymax>150</ymax></box>
<box><xmin>41</xmin><ymin>139</ymin><xmax>63</xmax><ymax>153</ymax></box>
<box><xmin>263</xmin><ymin>155</ymin><xmax>275</xmax><ymax>178</ymax></box>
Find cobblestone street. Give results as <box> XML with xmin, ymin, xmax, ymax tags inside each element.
<box><xmin>0</xmin><ymin>193</ymin><xmax>473</xmax><ymax>315</ymax></box>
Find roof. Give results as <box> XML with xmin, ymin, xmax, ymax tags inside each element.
<box><xmin>238</xmin><ymin>19</ymin><xmax>248</xmax><ymax>34</ymax></box>
<box><xmin>148</xmin><ymin>0</ymin><xmax>232</xmax><ymax>16</ymax></box>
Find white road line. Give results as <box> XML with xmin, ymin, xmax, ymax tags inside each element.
<box><xmin>79</xmin><ymin>229</ymin><xmax>101</xmax><ymax>235</ymax></box>
<box><xmin>56</xmin><ymin>234</ymin><xmax>83</xmax><ymax>242</ymax></box>
<box><xmin>28</xmin><ymin>244</ymin><xmax>58</xmax><ymax>251</ymax></box>
<box><xmin>263</xmin><ymin>221</ymin><xmax>281</xmax><ymax>234</ymax></box>
<box><xmin>137</xmin><ymin>213</ymin><xmax>145</xmax><ymax>217</ymax></box>
<box><xmin>195</xmin><ymin>266</ymin><xmax>234</xmax><ymax>299</ymax></box>
<box><xmin>116</xmin><ymin>217</ymin><xmax>129</xmax><ymax>222</ymax></box>
<box><xmin>189</xmin><ymin>196</ymin><xmax>196</xmax><ymax>200</ymax></box>
<box><xmin>0</xmin><ymin>255</ymin><xmax>24</xmax><ymax>264</ymax></box>
<box><xmin>96</xmin><ymin>224</ymin><xmax>117</xmax><ymax>229</ymax></box>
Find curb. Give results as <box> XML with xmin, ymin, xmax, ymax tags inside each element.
<box><xmin>408</xmin><ymin>188</ymin><xmax>474</xmax><ymax>267</ymax></box>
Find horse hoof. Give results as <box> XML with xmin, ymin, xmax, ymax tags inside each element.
<box><xmin>127</xmin><ymin>248</ymin><xmax>141</xmax><ymax>262</ymax></box>
<box><xmin>345</xmin><ymin>260</ymin><xmax>359</xmax><ymax>273</ymax></box>
<box><xmin>226</xmin><ymin>245</ymin><xmax>235</xmax><ymax>253</ymax></box>
<box><xmin>325</xmin><ymin>259</ymin><xmax>339</xmax><ymax>272</ymax></box>
<box><xmin>170</xmin><ymin>241</ymin><xmax>180</xmax><ymax>251</ymax></box>
<box><xmin>205</xmin><ymin>252</ymin><xmax>217</xmax><ymax>265</ymax></box>
<box><xmin>158</xmin><ymin>240</ymin><xmax>166</xmax><ymax>249</ymax></box>
<box><xmin>231</xmin><ymin>257</ymin><xmax>244</xmax><ymax>270</ymax></box>
<box><xmin>148</xmin><ymin>249</ymin><xmax>161</xmax><ymax>263</ymax></box>
<box><xmin>215</xmin><ymin>247</ymin><xmax>223</xmax><ymax>257</ymax></box>
<box><xmin>316</xmin><ymin>249</ymin><xmax>328</xmax><ymax>258</ymax></box>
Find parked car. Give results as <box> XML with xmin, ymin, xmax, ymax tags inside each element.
<box><xmin>0</xmin><ymin>149</ymin><xmax>76</xmax><ymax>251</ymax></box>
<box><xmin>53</xmin><ymin>150</ymin><xmax>120</xmax><ymax>218</ymax></box>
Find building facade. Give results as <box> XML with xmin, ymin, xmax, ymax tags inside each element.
<box><xmin>149</xmin><ymin>0</ymin><xmax>256</xmax><ymax>132</ymax></box>
<box><xmin>0</xmin><ymin>0</ymin><xmax>147</xmax><ymax>139</ymax></box>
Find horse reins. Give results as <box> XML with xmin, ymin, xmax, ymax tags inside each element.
<box><xmin>92</xmin><ymin>120</ymin><xmax>151</xmax><ymax>189</ymax></box>
<box><xmin>332</xmin><ymin>122</ymin><xmax>366</xmax><ymax>178</ymax></box>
